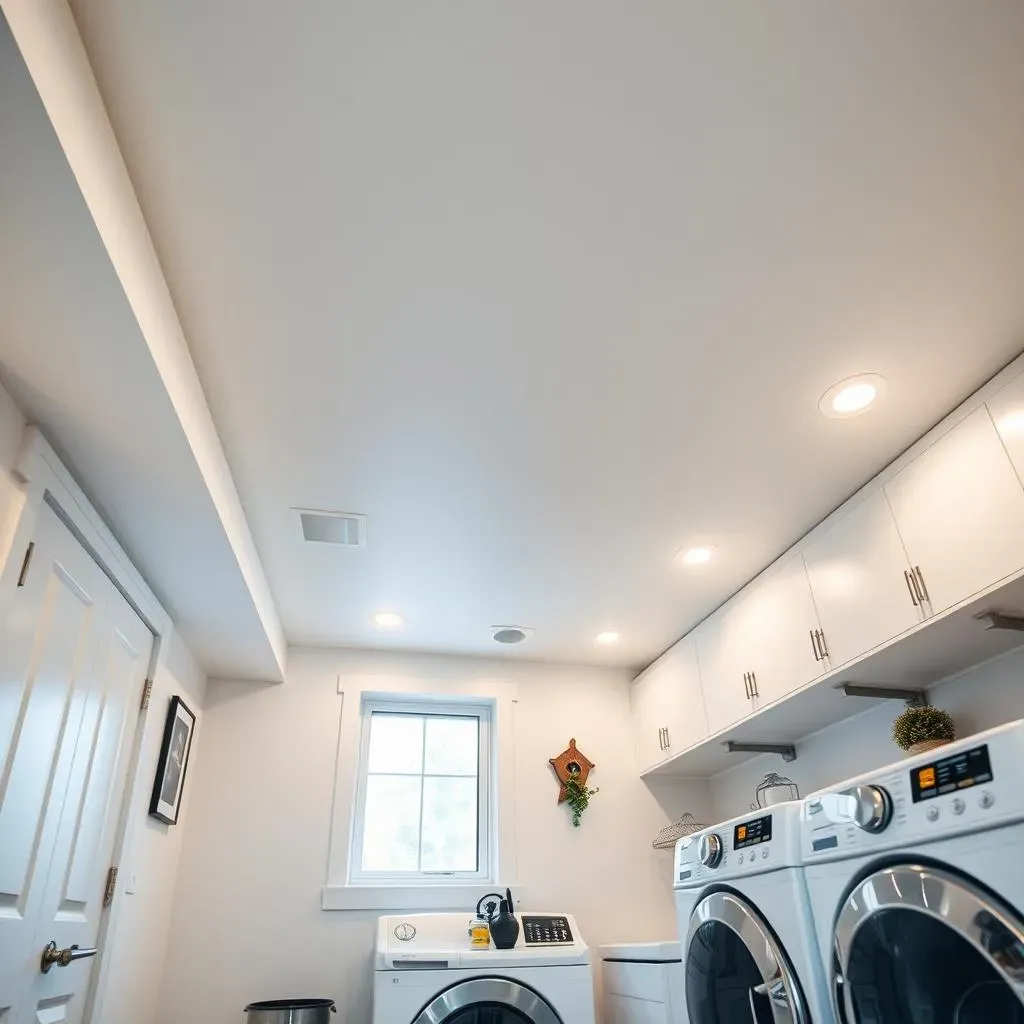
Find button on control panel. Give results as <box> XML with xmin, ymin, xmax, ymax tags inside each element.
<box><xmin>926</xmin><ymin>806</ymin><xmax>940</xmax><ymax>822</ymax></box>
<box><xmin>522</xmin><ymin>916</ymin><xmax>573</xmax><ymax>945</ymax></box>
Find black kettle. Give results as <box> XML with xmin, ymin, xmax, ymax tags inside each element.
<box><xmin>489</xmin><ymin>888</ymin><xmax>520</xmax><ymax>949</ymax></box>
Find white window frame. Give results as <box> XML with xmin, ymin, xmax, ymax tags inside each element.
<box><xmin>348</xmin><ymin>697</ymin><xmax>491</xmax><ymax>884</ymax></box>
<box><xmin>323</xmin><ymin>677</ymin><xmax>518</xmax><ymax>912</ymax></box>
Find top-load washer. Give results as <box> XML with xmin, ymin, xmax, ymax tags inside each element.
<box><xmin>674</xmin><ymin>801</ymin><xmax>831</xmax><ymax>1024</ymax></box>
<box><xmin>801</xmin><ymin>719</ymin><xmax>1024</xmax><ymax>1024</ymax></box>
<box><xmin>372</xmin><ymin>911</ymin><xmax>595</xmax><ymax>1024</ymax></box>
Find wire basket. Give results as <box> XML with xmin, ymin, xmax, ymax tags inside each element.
<box><xmin>652</xmin><ymin>812</ymin><xmax>708</xmax><ymax>850</ymax></box>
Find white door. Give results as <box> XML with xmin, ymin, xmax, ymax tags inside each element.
<box><xmin>884</xmin><ymin>407</ymin><xmax>1024</xmax><ymax>616</ymax></box>
<box><xmin>660</xmin><ymin>637</ymin><xmax>708</xmax><ymax>758</ymax></box>
<box><xmin>0</xmin><ymin>502</ymin><xmax>153</xmax><ymax>1024</ymax></box>
<box><xmin>802</xmin><ymin>490</ymin><xmax>925</xmax><ymax>669</ymax></box>
<box><xmin>738</xmin><ymin>556</ymin><xmax>825</xmax><ymax>708</ymax></box>
<box><xmin>695</xmin><ymin>602</ymin><xmax>754</xmax><ymax>735</ymax></box>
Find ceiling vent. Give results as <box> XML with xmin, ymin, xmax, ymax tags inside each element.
<box><xmin>295</xmin><ymin>508</ymin><xmax>366</xmax><ymax>547</ymax></box>
<box><xmin>491</xmin><ymin>626</ymin><xmax>533</xmax><ymax>645</ymax></box>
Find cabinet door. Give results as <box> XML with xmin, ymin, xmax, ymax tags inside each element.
<box><xmin>630</xmin><ymin>663</ymin><xmax>668</xmax><ymax>774</ymax></box>
<box><xmin>802</xmin><ymin>490</ymin><xmax>925</xmax><ymax>668</ymax></box>
<box><xmin>884</xmin><ymin>407</ymin><xmax>1024</xmax><ymax>615</ymax></box>
<box><xmin>695</xmin><ymin>603</ymin><xmax>754</xmax><ymax>735</ymax></box>
<box><xmin>740</xmin><ymin>556</ymin><xmax>825</xmax><ymax>707</ymax></box>
<box><xmin>661</xmin><ymin>637</ymin><xmax>708</xmax><ymax>757</ymax></box>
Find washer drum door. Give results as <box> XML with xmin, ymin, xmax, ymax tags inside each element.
<box><xmin>685</xmin><ymin>890</ymin><xmax>810</xmax><ymax>1024</ymax></box>
<box><xmin>411</xmin><ymin>977</ymin><xmax>562</xmax><ymax>1024</ymax></box>
<box><xmin>833</xmin><ymin>862</ymin><xmax>1024</xmax><ymax>1024</ymax></box>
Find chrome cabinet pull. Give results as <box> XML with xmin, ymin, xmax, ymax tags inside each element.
<box><xmin>657</xmin><ymin>727</ymin><xmax>665</xmax><ymax>750</ymax></box>
<box><xmin>749</xmin><ymin>672</ymin><xmax>759</xmax><ymax>698</ymax></box>
<box><xmin>903</xmin><ymin>570</ymin><xmax>919</xmax><ymax>607</ymax></box>
<box><xmin>664</xmin><ymin>727</ymin><xmax>671</xmax><ymax>749</ymax></box>
<box><xmin>743</xmin><ymin>672</ymin><xmax>751</xmax><ymax>699</ymax></box>
<box><xmin>817</xmin><ymin>629</ymin><xmax>829</xmax><ymax>659</ymax></box>
<box><xmin>809</xmin><ymin>629</ymin><xmax>821</xmax><ymax>661</ymax></box>
<box><xmin>914</xmin><ymin>566</ymin><xmax>930</xmax><ymax>603</ymax></box>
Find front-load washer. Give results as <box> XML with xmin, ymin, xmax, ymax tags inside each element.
<box><xmin>372</xmin><ymin>912</ymin><xmax>595</xmax><ymax>1024</ymax></box>
<box><xmin>801</xmin><ymin>719</ymin><xmax>1024</xmax><ymax>1024</ymax></box>
<box><xmin>674</xmin><ymin>801</ymin><xmax>831</xmax><ymax>1024</ymax></box>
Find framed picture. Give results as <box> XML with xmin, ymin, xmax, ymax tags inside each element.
<box><xmin>149</xmin><ymin>696</ymin><xmax>196</xmax><ymax>825</ymax></box>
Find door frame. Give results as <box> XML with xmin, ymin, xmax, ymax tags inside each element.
<box><xmin>1</xmin><ymin>425</ymin><xmax>173</xmax><ymax>1023</ymax></box>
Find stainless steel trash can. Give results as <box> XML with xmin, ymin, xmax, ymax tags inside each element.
<box><xmin>243</xmin><ymin>998</ymin><xmax>336</xmax><ymax>1023</ymax></box>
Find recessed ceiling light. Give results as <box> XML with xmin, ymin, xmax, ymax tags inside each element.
<box><xmin>374</xmin><ymin>611</ymin><xmax>403</xmax><ymax>629</ymax></box>
<box><xmin>997</xmin><ymin>411</ymin><xmax>1024</xmax><ymax>436</ymax></box>
<box><xmin>491</xmin><ymin>626</ymin><xmax>534</xmax><ymax>645</ymax></box>
<box><xmin>595</xmin><ymin>631</ymin><xmax>621</xmax><ymax>645</ymax></box>
<box><xmin>819</xmin><ymin>374</ymin><xmax>886</xmax><ymax>419</ymax></box>
<box><xmin>676</xmin><ymin>545</ymin><xmax>715</xmax><ymax>566</ymax></box>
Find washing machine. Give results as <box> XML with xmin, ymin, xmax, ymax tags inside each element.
<box><xmin>801</xmin><ymin>719</ymin><xmax>1024</xmax><ymax>1023</ymax></box>
<box><xmin>674</xmin><ymin>801</ymin><xmax>832</xmax><ymax>1024</ymax></box>
<box><xmin>372</xmin><ymin>912</ymin><xmax>595</xmax><ymax>1024</ymax></box>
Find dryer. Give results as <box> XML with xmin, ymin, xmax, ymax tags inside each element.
<box><xmin>801</xmin><ymin>719</ymin><xmax>1024</xmax><ymax>1023</ymax></box>
<box><xmin>674</xmin><ymin>801</ymin><xmax>832</xmax><ymax>1024</ymax></box>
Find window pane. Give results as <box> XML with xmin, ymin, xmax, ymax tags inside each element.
<box><xmin>421</xmin><ymin>776</ymin><xmax>478</xmax><ymax>871</ymax></box>
<box><xmin>361</xmin><ymin>775</ymin><xmax>421</xmax><ymax>871</ymax></box>
<box><xmin>424</xmin><ymin>717</ymin><xmax>479</xmax><ymax>776</ymax></box>
<box><xmin>367</xmin><ymin>714</ymin><xmax>424</xmax><ymax>775</ymax></box>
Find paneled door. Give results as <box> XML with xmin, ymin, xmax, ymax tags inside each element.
<box><xmin>0</xmin><ymin>501</ymin><xmax>153</xmax><ymax>1024</ymax></box>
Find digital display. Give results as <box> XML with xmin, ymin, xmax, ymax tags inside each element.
<box><xmin>733</xmin><ymin>813</ymin><xmax>772</xmax><ymax>849</ymax></box>
<box><xmin>522</xmin><ymin>916</ymin><xmax>573</xmax><ymax>945</ymax></box>
<box><xmin>911</xmin><ymin>743</ymin><xmax>993</xmax><ymax>803</ymax></box>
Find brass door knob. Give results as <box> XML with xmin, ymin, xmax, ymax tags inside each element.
<box><xmin>40</xmin><ymin>941</ymin><xmax>98</xmax><ymax>974</ymax></box>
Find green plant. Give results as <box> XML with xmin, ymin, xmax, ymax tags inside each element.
<box><xmin>564</xmin><ymin>773</ymin><xmax>599</xmax><ymax>827</ymax></box>
<box><xmin>891</xmin><ymin>705</ymin><xmax>956</xmax><ymax>751</ymax></box>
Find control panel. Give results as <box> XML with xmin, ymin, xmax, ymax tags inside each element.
<box><xmin>522</xmin><ymin>915</ymin><xmax>573</xmax><ymax>945</ymax></box>
<box><xmin>801</xmin><ymin>720</ymin><xmax>1024</xmax><ymax>862</ymax></box>
<box><xmin>674</xmin><ymin>801</ymin><xmax>803</xmax><ymax>887</ymax></box>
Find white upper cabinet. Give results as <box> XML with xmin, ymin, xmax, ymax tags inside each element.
<box><xmin>696</xmin><ymin>557</ymin><xmax>823</xmax><ymax>734</ymax></box>
<box><xmin>630</xmin><ymin>636</ymin><xmax>708</xmax><ymax>773</ymax></box>
<box><xmin>737</xmin><ymin>556</ymin><xmax>826</xmax><ymax>707</ymax></box>
<box><xmin>987</xmin><ymin>370</ymin><xmax>1024</xmax><ymax>489</ymax></box>
<box><xmin>802</xmin><ymin>490</ymin><xmax>925</xmax><ymax>668</ymax></box>
<box><xmin>884</xmin><ymin>407</ymin><xmax>1024</xmax><ymax>616</ymax></box>
<box><xmin>695</xmin><ymin>601</ymin><xmax>755</xmax><ymax>736</ymax></box>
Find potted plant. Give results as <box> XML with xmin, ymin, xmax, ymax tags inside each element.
<box><xmin>892</xmin><ymin>705</ymin><xmax>956</xmax><ymax>756</ymax></box>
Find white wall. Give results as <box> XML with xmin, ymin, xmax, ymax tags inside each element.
<box><xmin>93</xmin><ymin>628</ymin><xmax>207</xmax><ymax>1024</ymax></box>
<box><xmin>157</xmin><ymin>647</ymin><xmax>711</xmax><ymax>1024</ymax></box>
<box><xmin>0</xmin><ymin>378</ymin><xmax>26</xmax><ymax>573</ymax></box>
<box><xmin>710</xmin><ymin>642</ymin><xmax>1024</xmax><ymax>820</ymax></box>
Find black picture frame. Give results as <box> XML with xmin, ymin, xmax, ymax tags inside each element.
<box><xmin>149</xmin><ymin>695</ymin><xmax>196</xmax><ymax>825</ymax></box>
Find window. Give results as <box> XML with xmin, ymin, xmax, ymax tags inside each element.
<box><xmin>349</xmin><ymin>698</ymin><xmax>491</xmax><ymax>883</ymax></box>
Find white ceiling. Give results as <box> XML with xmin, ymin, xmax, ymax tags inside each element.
<box><xmin>52</xmin><ymin>1</ymin><xmax>1024</xmax><ymax>667</ymax></box>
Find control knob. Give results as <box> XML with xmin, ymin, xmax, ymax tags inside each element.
<box><xmin>698</xmin><ymin>833</ymin><xmax>723</xmax><ymax>868</ymax></box>
<box><xmin>846</xmin><ymin>784</ymin><xmax>893</xmax><ymax>833</ymax></box>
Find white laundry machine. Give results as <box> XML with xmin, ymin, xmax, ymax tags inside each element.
<box><xmin>801</xmin><ymin>719</ymin><xmax>1024</xmax><ymax>1024</ymax></box>
<box><xmin>674</xmin><ymin>801</ymin><xmax>832</xmax><ymax>1024</ymax></box>
<box><xmin>372</xmin><ymin>912</ymin><xmax>595</xmax><ymax>1024</ymax></box>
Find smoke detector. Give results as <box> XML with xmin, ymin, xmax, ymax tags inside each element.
<box><xmin>295</xmin><ymin>508</ymin><xmax>366</xmax><ymax>547</ymax></box>
<box><xmin>491</xmin><ymin>626</ymin><xmax>534</xmax><ymax>645</ymax></box>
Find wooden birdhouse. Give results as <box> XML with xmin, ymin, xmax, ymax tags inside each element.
<box><xmin>549</xmin><ymin>738</ymin><xmax>596</xmax><ymax>803</ymax></box>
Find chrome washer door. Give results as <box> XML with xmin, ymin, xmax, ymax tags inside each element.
<box><xmin>412</xmin><ymin>977</ymin><xmax>563</xmax><ymax>1024</ymax></box>
<box><xmin>833</xmin><ymin>863</ymin><xmax>1024</xmax><ymax>1023</ymax></box>
<box><xmin>686</xmin><ymin>890</ymin><xmax>810</xmax><ymax>1024</ymax></box>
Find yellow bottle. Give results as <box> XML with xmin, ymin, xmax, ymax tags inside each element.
<box><xmin>468</xmin><ymin>918</ymin><xmax>491</xmax><ymax>948</ymax></box>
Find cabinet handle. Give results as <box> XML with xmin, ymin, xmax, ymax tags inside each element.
<box><xmin>903</xmin><ymin>570</ymin><xmax>919</xmax><ymax>607</ymax></box>
<box><xmin>816</xmin><ymin>629</ymin><xmax>829</xmax><ymax>659</ymax></box>
<box><xmin>809</xmin><ymin>629</ymin><xmax>821</xmax><ymax>661</ymax></box>
<box><xmin>657</xmin><ymin>727</ymin><xmax>665</xmax><ymax>750</ymax></box>
<box><xmin>664</xmin><ymin>727</ymin><xmax>671</xmax><ymax>749</ymax></box>
<box><xmin>913</xmin><ymin>566</ymin><xmax>930</xmax><ymax>604</ymax></box>
<box><xmin>749</xmin><ymin>672</ymin><xmax>759</xmax><ymax>698</ymax></box>
<box><xmin>742</xmin><ymin>672</ymin><xmax>751</xmax><ymax>699</ymax></box>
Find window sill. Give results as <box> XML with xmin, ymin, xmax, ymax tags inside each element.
<box><xmin>321</xmin><ymin>883</ymin><xmax>521</xmax><ymax>912</ymax></box>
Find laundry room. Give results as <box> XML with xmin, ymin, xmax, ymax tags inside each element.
<box><xmin>3</xmin><ymin>3</ymin><xmax>1024</xmax><ymax>1024</ymax></box>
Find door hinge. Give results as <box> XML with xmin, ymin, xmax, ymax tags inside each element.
<box><xmin>140</xmin><ymin>678</ymin><xmax>154</xmax><ymax>711</ymax></box>
<box><xmin>16</xmin><ymin>541</ymin><xmax>35</xmax><ymax>587</ymax></box>
<box><xmin>103</xmin><ymin>866</ymin><xmax>119</xmax><ymax>908</ymax></box>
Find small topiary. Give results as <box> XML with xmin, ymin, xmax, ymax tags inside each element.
<box><xmin>891</xmin><ymin>705</ymin><xmax>956</xmax><ymax>752</ymax></box>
